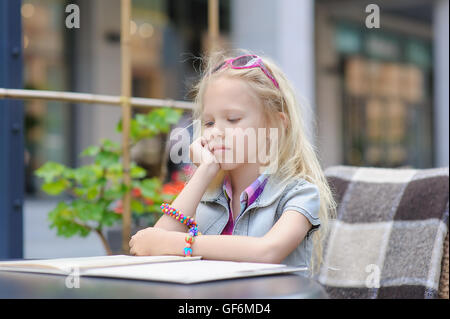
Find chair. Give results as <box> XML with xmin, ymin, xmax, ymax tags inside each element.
<box><xmin>318</xmin><ymin>165</ymin><xmax>449</xmax><ymax>299</ymax></box>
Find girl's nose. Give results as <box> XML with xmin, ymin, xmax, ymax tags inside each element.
<box><xmin>209</xmin><ymin>124</ymin><xmax>225</xmax><ymax>140</ymax></box>
<box><xmin>204</xmin><ymin>125</ymin><xmax>225</xmax><ymax>146</ymax></box>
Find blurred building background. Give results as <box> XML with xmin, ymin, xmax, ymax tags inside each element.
<box><xmin>5</xmin><ymin>0</ymin><xmax>449</xmax><ymax>258</ymax></box>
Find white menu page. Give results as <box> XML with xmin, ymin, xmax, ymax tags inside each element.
<box><xmin>82</xmin><ymin>259</ymin><xmax>308</xmax><ymax>284</ymax></box>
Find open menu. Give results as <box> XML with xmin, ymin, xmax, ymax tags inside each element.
<box><xmin>0</xmin><ymin>255</ymin><xmax>307</xmax><ymax>284</ymax></box>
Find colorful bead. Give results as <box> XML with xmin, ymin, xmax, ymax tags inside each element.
<box><xmin>185</xmin><ymin>235</ymin><xmax>194</xmax><ymax>244</ymax></box>
<box><xmin>184</xmin><ymin>247</ymin><xmax>192</xmax><ymax>256</ymax></box>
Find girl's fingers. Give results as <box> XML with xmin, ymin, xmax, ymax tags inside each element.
<box><xmin>202</xmin><ymin>137</ymin><xmax>212</xmax><ymax>152</ymax></box>
<box><xmin>201</xmin><ymin>136</ymin><xmax>213</xmax><ymax>152</ymax></box>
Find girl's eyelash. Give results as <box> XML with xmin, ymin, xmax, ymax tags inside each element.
<box><xmin>203</xmin><ymin>118</ymin><xmax>240</xmax><ymax>126</ymax></box>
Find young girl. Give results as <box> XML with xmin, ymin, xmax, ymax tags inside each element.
<box><xmin>129</xmin><ymin>50</ymin><xmax>337</xmax><ymax>276</ymax></box>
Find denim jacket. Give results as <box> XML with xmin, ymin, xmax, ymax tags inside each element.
<box><xmin>195</xmin><ymin>174</ymin><xmax>321</xmax><ymax>275</ymax></box>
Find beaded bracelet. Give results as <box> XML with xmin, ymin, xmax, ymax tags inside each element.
<box><xmin>160</xmin><ymin>203</ymin><xmax>198</xmax><ymax>229</ymax></box>
<box><xmin>184</xmin><ymin>234</ymin><xmax>195</xmax><ymax>257</ymax></box>
<box><xmin>160</xmin><ymin>203</ymin><xmax>201</xmax><ymax>257</ymax></box>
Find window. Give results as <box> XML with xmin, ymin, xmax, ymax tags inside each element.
<box><xmin>336</xmin><ymin>22</ymin><xmax>433</xmax><ymax>168</ymax></box>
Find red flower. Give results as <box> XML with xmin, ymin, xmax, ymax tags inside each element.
<box><xmin>162</xmin><ymin>180</ymin><xmax>185</xmax><ymax>195</ymax></box>
<box><xmin>114</xmin><ymin>200</ymin><xmax>123</xmax><ymax>214</ymax></box>
<box><xmin>143</xmin><ymin>198</ymin><xmax>154</xmax><ymax>206</ymax></box>
<box><xmin>132</xmin><ymin>187</ymin><xmax>142</xmax><ymax>198</ymax></box>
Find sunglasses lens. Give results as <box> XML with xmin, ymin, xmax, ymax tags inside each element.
<box><xmin>232</xmin><ymin>55</ymin><xmax>258</xmax><ymax>67</ymax></box>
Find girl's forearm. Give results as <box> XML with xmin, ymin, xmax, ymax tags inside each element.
<box><xmin>163</xmin><ymin>231</ymin><xmax>275</xmax><ymax>264</ymax></box>
<box><xmin>154</xmin><ymin>163</ymin><xmax>218</xmax><ymax>232</ymax></box>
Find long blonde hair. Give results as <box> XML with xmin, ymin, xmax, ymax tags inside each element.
<box><xmin>188</xmin><ymin>49</ymin><xmax>337</xmax><ymax>274</ymax></box>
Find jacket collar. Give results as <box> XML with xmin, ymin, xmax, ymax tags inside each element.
<box><xmin>201</xmin><ymin>173</ymin><xmax>295</xmax><ymax>209</ymax></box>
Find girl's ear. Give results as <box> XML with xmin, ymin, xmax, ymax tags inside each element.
<box><xmin>278</xmin><ymin>112</ymin><xmax>289</xmax><ymax>129</ymax></box>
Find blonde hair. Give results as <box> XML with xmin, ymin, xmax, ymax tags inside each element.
<box><xmin>188</xmin><ymin>49</ymin><xmax>337</xmax><ymax>275</ymax></box>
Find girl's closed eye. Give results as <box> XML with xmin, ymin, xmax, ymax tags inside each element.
<box><xmin>203</xmin><ymin>118</ymin><xmax>240</xmax><ymax>126</ymax></box>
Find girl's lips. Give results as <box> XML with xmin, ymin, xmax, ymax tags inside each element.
<box><xmin>213</xmin><ymin>146</ymin><xmax>229</xmax><ymax>153</ymax></box>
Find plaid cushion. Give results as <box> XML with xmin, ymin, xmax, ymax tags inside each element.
<box><xmin>318</xmin><ymin>166</ymin><xmax>449</xmax><ymax>299</ymax></box>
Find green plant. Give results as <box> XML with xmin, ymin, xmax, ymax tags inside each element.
<box><xmin>35</xmin><ymin>108</ymin><xmax>183</xmax><ymax>255</ymax></box>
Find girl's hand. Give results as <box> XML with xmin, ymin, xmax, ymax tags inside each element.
<box><xmin>129</xmin><ymin>227</ymin><xmax>169</xmax><ymax>256</ymax></box>
<box><xmin>189</xmin><ymin>136</ymin><xmax>220</xmax><ymax>173</ymax></box>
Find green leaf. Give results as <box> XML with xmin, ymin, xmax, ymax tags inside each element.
<box><xmin>102</xmin><ymin>211</ymin><xmax>122</xmax><ymax>226</ymax></box>
<box><xmin>62</xmin><ymin>167</ymin><xmax>75</xmax><ymax>179</ymax></box>
<box><xmin>147</xmin><ymin>110</ymin><xmax>170</xmax><ymax>133</ymax></box>
<box><xmin>73</xmin><ymin>187</ymin><xmax>86</xmax><ymax>197</ymax></box>
<box><xmin>116</xmin><ymin>119</ymin><xmax>123</xmax><ymax>132</ymax></box>
<box><xmin>108</xmin><ymin>162</ymin><xmax>123</xmax><ymax>173</ymax></box>
<box><xmin>105</xmin><ymin>164</ymin><xmax>123</xmax><ymax>182</ymax></box>
<box><xmin>140</xmin><ymin>178</ymin><xmax>161</xmax><ymax>199</ymax></box>
<box><xmin>35</xmin><ymin>162</ymin><xmax>66</xmax><ymax>183</ymax></box>
<box><xmin>42</xmin><ymin>179</ymin><xmax>69</xmax><ymax>195</ymax></box>
<box><xmin>91</xmin><ymin>164</ymin><xmax>104</xmax><ymax>178</ymax></box>
<box><xmin>129</xmin><ymin>119</ymin><xmax>142</xmax><ymax>141</ymax></box>
<box><xmin>147</xmin><ymin>110</ymin><xmax>163</xmax><ymax>127</ymax></box>
<box><xmin>96</xmin><ymin>177</ymin><xmax>107</xmax><ymax>187</ymax></box>
<box><xmin>95</xmin><ymin>150</ymin><xmax>119</xmax><ymax>167</ymax></box>
<box><xmin>131</xmin><ymin>199</ymin><xmax>144</xmax><ymax>214</ymax></box>
<box><xmin>164</xmin><ymin>108</ymin><xmax>182</xmax><ymax>124</ymax></box>
<box><xmin>73</xmin><ymin>200</ymin><xmax>104</xmax><ymax>222</ymax></box>
<box><xmin>47</xmin><ymin>202</ymin><xmax>91</xmax><ymax>238</ymax></box>
<box><xmin>130</xmin><ymin>164</ymin><xmax>146</xmax><ymax>179</ymax></box>
<box><xmin>73</xmin><ymin>165</ymin><xmax>101</xmax><ymax>187</ymax></box>
<box><xmin>101</xmin><ymin>138</ymin><xmax>121</xmax><ymax>153</ymax></box>
<box><xmin>86</xmin><ymin>185</ymin><xmax>99</xmax><ymax>200</ymax></box>
<box><xmin>143</xmin><ymin>129</ymin><xmax>156</xmax><ymax>140</ymax></box>
<box><xmin>48</xmin><ymin>201</ymin><xmax>69</xmax><ymax>222</ymax></box>
<box><xmin>104</xmin><ymin>183</ymin><xmax>127</xmax><ymax>200</ymax></box>
<box><xmin>81</xmin><ymin>145</ymin><xmax>100</xmax><ymax>157</ymax></box>
<box><xmin>135</xmin><ymin>114</ymin><xmax>148</xmax><ymax>126</ymax></box>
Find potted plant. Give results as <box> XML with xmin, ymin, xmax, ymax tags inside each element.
<box><xmin>106</xmin><ymin>162</ymin><xmax>194</xmax><ymax>254</ymax></box>
<box><xmin>35</xmin><ymin>107</ymin><xmax>183</xmax><ymax>255</ymax></box>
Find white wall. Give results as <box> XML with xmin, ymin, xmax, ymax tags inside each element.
<box><xmin>74</xmin><ymin>0</ymin><xmax>122</xmax><ymax>165</ymax></box>
<box><xmin>433</xmin><ymin>0</ymin><xmax>449</xmax><ymax>167</ymax></box>
<box><xmin>231</xmin><ymin>0</ymin><xmax>278</xmax><ymax>58</ymax></box>
<box><xmin>231</xmin><ymin>0</ymin><xmax>316</xmax><ymax>144</ymax></box>
<box><xmin>315</xmin><ymin>4</ymin><xmax>343</xmax><ymax>169</ymax></box>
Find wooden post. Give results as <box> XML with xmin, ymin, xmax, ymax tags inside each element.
<box><xmin>208</xmin><ymin>0</ymin><xmax>220</xmax><ymax>53</ymax></box>
<box><xmin>120</xmin><ymin>0</ymin><xmax>132</xmax><ymax>255</ymax></box>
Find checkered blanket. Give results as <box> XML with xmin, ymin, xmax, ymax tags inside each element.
<box><xmin>317</xmin><ymin>166</ymin><xmax>449</xmax><ymax>299</ymax></box>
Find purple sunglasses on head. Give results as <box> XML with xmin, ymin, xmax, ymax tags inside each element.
<box><xmin>212</xmin><ymin>54</ymin><xmax>280</xmax><ymax>89</ymax></box>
